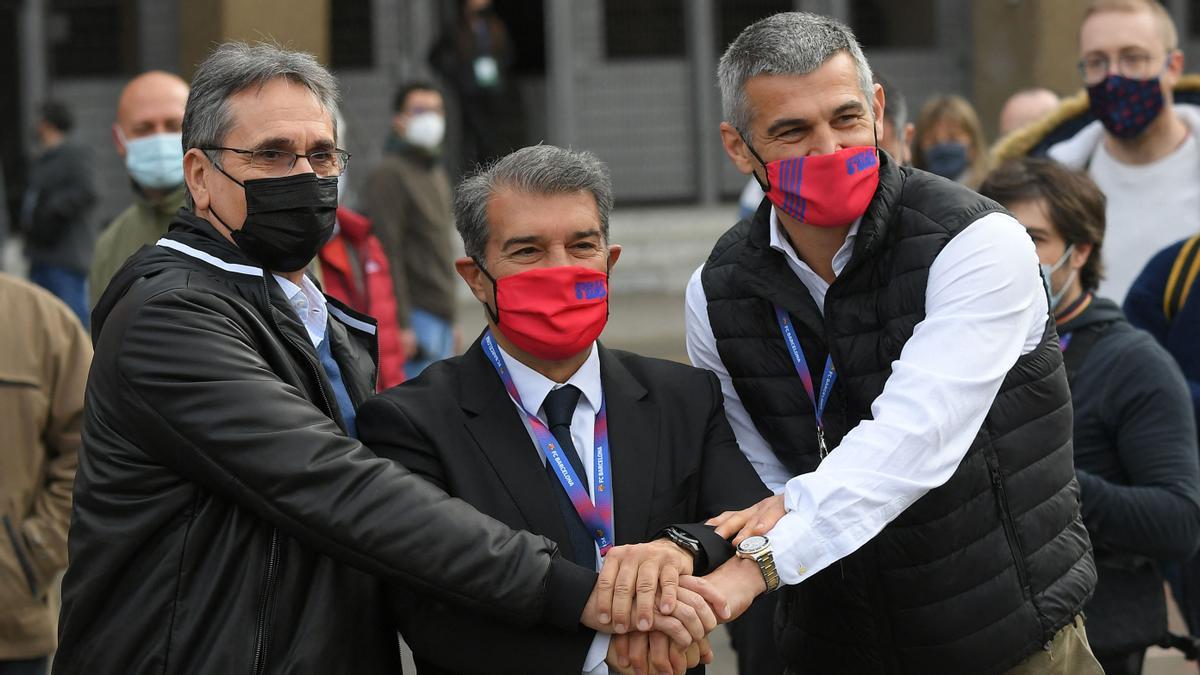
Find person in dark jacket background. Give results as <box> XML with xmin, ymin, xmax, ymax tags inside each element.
<box><xmin>981</xmin><ymin>158</ymin><xmax>1200</xmax><ymax>675</ymax></box>
<box><xmin>1125</xmin><ymin>232</ymin><xmax>1200</xmax><ymax>641</ymax></box>
<box><xmin>19</xmin><ymin>101</ymin><xmax>97</xmax><ymax>328</ymax></box>
<box><xmin>55</xmin><ymin>42</ymin><xmax>704</xmax><ymax>675</ymax></box>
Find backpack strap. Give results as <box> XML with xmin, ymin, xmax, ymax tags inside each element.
<box><xmin>1163</xmin><ymin>234</ymin><xmax>1200</xmax><ymax>323</ymax></box>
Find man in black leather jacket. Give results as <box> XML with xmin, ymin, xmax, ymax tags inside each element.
<box><xmin>53</xmin><ymin>42</ymin><xmax>708</xmax><ymax>675</ymax></box>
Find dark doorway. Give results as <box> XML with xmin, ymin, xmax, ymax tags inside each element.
<box><xmin>0</xmin><ymin>0</ymin><xmax>22</xmax><ymax>232</ymax></box>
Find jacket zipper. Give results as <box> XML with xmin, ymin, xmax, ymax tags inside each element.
<box><xmin>2</xmin><ymin>515</ymin><xmax>39</xmax><ymax>597</ymax></box>
<box><xmin>249</xmin><ymin>277</ymin><xmax>339</xmax><ymax>673</ymax></box>
<box><xmin>251</xmin><ymin>528</ymin><xmax>281</xmax><ymax>675</ymax></box>
<box><xmin>985</xmin><ymin>454</ymin><xmax>1031</xmax><ymax>595</ymax></box>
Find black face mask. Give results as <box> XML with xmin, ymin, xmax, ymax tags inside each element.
<box><xmin>209</xmin><ymin>168</ymin><xmax>338</xmax><ymax>272</ymax></box>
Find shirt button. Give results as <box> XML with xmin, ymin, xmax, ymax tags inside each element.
<box><xmin>796</xmin><ymin>565</ymin><xmax>807</xmax><ymax>575</ymax></box>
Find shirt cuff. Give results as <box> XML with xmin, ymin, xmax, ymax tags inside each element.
<box><xmin>583</xmin><ymin>632</ymin><xmax>611</xmax><ymax>674</ymax></box>
<box><xmin>767</xmin><ymin>509</ymin><xmax>831</xmax><ymax>586</ymax></box>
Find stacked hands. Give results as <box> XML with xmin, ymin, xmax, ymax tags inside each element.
<box><xmin>581</xmin><ymin>495</ymin><xmax>787</xmax><ymax>675</ymax></box>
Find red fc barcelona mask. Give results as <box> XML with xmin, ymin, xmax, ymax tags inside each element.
<box><xmin>478</xmin><ymin>264</ymin><xmax>609</xmax><ymax>361</ymax></box>
<box><xmin>746</xmin><ymin>141</ymin><xmax>880</xmax><ymax>228</ymax></box>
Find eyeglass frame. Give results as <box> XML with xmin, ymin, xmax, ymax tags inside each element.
<box><xmin>199</xmin><ymin>145</ymin><xmax>352</xmax><ymax>177</ymax></box>
<box><xmin>1077</xmin><ymin>50</ymin><xmax>1172</xmax><ymax>85</ymax></box>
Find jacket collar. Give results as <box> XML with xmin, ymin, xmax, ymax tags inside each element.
<box><xmin>456</xmin><ymin>335</ymin><xmax>658</xmax><ymax>545</ymax></box>
<box><xmin>158</xmin><ymin>210</ymin><xmax>378</xmax><ymax>340</ymax></box>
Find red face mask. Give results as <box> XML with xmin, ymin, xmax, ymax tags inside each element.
<box><xmin>480</xmin><ymin>264</ymin><xmax>609</xmax><ymax>361</ymax></box>
<box><xmin>748</xmin><ymin>143</ymin><xmax>880</xmax><ymax>228</ymax></box>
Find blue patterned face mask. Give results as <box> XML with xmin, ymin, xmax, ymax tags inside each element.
<box><xmin>121</xmin><ymin>131</ymin><xmax>184</xmax><ymax>189</ymax></box>
<box><xmin>1087</xmin><ymin>71</ymin><xmax>1165</xmax><ymax>139</ymax></box>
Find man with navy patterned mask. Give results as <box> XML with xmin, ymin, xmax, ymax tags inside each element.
<box><xmin>1044</xmin><ymin>0</ymin><xmax>1197</xmax><ymax>304</ymax></box>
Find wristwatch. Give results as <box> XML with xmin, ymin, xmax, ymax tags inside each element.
<box><xmin>736</xmin><ymin>535</ymin><xmax>780</xmax><ymax>593</ymax></box>
<box><xmin>657</xmin><ymin>526</ymin><xmax>707</xmax><ymax>571</ymax></box>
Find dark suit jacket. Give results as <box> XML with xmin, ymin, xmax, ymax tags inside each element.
<box><xmin>356</xmin><ymin>338</ymin><xmax>770</xmax><ymax>675</ymax></box>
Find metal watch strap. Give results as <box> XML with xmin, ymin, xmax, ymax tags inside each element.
<box><xmin>740</xmin><ymin>545</ymin><xmax>781</xmax><ymax>593</ymax></box>
<box><xmin>755</xmin><ymin>549</ymin><xmax>781</xmax><ymax>593</ymax></box>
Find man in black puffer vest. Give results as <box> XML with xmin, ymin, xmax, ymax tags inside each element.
<box><xmin>684</xmin><ymin>13</ymin><xmax>1098</xmax><ymax>675</ymax></box>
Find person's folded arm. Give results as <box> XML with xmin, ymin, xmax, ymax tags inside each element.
<box><xmin>767</xmin><ymin>212</ymin><xmax>1047</xmax><ymax>584</ymax></box>
<box><xmin>109</xmin><ymin>286</ymin><xmax>592</xmax><ymax>628</ymax></box>
<box><xmin>1079</xmin><ymin>337</ymin><xmax>1200</xmax><ymax>560</ymax></box>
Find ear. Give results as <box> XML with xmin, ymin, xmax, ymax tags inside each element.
<box><xmin>183</xmin><ymin>148</ymin><xmax>211</xmax><ymax>211</ymax></box>
<box><xmin>1166</xmin><ymin>48</ymin><xmax>1186</xmax><ymax>84</ymax></box>
<box><xmin>392</xmin><ymin>112</ymin><xmax>407</xmax><ymax>137</ymax></box>
<box><xmin>606</xmin><ymin>244</ymin><xmax>622</xmax><ymax>272</ymax></box>
<box><xmin>1070</xmin><ymin>241</ymin><xmax>1094</xmax><ymax>270</ymax></box>
<box><xmin>112</xmin><ymin>124</ymin><xmax>127</xmax><ymax>157</ymax></box>
<box><xmin>872</xmin><ymin>82</ymin><xmax>886</xmax><ymax>140</ymax></box>
<box><xmin>455</xmin><ymin>256</ymin><xmax>493</xmax><ymax>307</ymax></box>
<box><xmin>720</xmin><ymin>122</ymin><xmax>757</xmax><ymax>176</ymax></box>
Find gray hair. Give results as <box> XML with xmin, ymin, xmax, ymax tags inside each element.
<box><xmin>719</xmin><ymin>12</ymin><xmax>874</xmax><ymax>134</ymax></box>
<box><xmin>182</xmin><ymin>42</ymin><xmax>340</xmax><ymax>207</ymax></box>
<box><xmin>454</xmin><ymin>145</ymin><xmax>614</xmax><ymax>263</ymax></box>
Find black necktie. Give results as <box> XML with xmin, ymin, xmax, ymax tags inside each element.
<box><xmin>541</xmin><ymin>385</ymin><xmax>595</xmax><ymax>565</ymax></box>
<box><xmin>543</xmin><ymin>385</ymin><xmax>590</xmax><ymax>495</ymax></box>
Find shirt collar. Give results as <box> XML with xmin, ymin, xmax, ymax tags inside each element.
<box><xmin>495</xmin><ymin>340</ymin><xmax>604</xmax><ymax>417</ymax></box>
<box><xmin>272</xmin><ymin>273</ymin><xmax>328</xmax><ymax>344</ymax></box>
<box><xmin>768</xmin><ymin>206</ymin><xmax>860</xmax><ymax>275</ymax></box>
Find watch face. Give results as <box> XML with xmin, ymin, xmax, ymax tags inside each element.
<box><xmin>738</xmin><ymin>535</ymin><xmax>768</xmax><ymax>554</ymax></box>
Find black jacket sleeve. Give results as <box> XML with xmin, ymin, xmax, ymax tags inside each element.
<box><xmin>113</xmin><ymin>287</ymin><xmax>593</xmax><ymax>629</ymax></box>
<box><xmin>1078</xmin><ymin>332</ymin><xmax>1200</xmax><ymax>560</ymax></box>
<box><xmin>674</xmin><ymin>369</ymin><xmax>773</xmax><ymax>573</ymax></box>
<box><xmin>358</xmin><ymin>390</ymin><xmax>598</xmax><ymax>675</ymax></box>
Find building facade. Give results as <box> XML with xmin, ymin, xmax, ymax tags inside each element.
<box><xmin>4</xmin><ymin>0</ymin><xmax>1197</xmax><ymax>227</ymax></box>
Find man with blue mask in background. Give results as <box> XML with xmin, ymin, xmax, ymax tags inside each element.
<box><xmin>88</xmin><ymin>71</ymin><xmax>189</xmax><ymax>308</ymax></box>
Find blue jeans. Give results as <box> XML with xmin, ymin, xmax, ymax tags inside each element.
<box><xmin>405</xmin><ymin>308</ymin><xmax>454</xmax><ymax>378</ymax></box>
<box><xmin>29</xmin><ymin>262</ymin><xmax>89</xmax><ymax>330</ymax></box>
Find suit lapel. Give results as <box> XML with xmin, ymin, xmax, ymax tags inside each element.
<box><xmin>599</xmin><ymin>345</ymin><xmax>659</xmax><ymax>545</ymax></box>
<box><xmin>458</xmin><ymin>339</ymin><xmax>574</xmax><ymax>552</ymax></box>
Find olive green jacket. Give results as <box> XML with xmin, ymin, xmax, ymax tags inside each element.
<box><xmin>88</xmin><ymin>186</ymin><xmax>185</xmax><ymax>308</ymax></box>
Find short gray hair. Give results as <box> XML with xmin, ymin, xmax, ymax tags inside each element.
<box><xmin>454</xmin><ymin>145</ymin><xmax>614</xmax><ymax>263</ymax></box>
<box><xmin>182</xmin><ymin>42</ymin><xmax>340</xmax><ymax>207</ymax></box>
<box><xmin>719</xmin><ymin>12</ymin><xmax>874</xmax><ymax>134</ymax></box>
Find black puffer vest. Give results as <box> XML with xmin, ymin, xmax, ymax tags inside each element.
<box><xmin>701</xmin><ymin>157</ymin><xmax>1095</xmax><ymax>674</ymax></box>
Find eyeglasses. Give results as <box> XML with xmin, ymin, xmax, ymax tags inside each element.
<box><xmin>201</xmin><ymin>146</ymin><xmax>352</xmax><ymax>177</ymax></box>
<box><xmin>1078</xmin><ymin>51</ymin><xmax>1163</xmax><ymax>85</ymax></box>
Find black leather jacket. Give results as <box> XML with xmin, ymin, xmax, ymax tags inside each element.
<box><xmin>54</xmin><ymin>213</ymin><xmax>595</xmax><ymax>674</ymax></box>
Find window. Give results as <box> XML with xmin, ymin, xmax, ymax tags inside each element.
<box><xmin>49</xmin><ymin>0</ymin><xmax>137</xmax><ymax>77</ymax></box>
<box><xmin>330</xmin><ymin>0</ymin><xmax>374</xmax><ymax>69</ymax></box>
<box><xmin>717</xmin><ymin>0</ymin><xmax>791</xmax><ymax>52</ymax></box>
<box><xmin>604</xmin><ymin>0</ymin><xmax>685</xmax><ymax>59</ymax></box>
<box><xmin>849</xmin><ymin>0</ymin><xmax>936</xmax><ymax>49</ymax></box>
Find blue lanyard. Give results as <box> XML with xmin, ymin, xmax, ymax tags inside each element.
<box><xmin>774</xmin><ymin>305</ymin><xmax>837</xmax><ymax>458</ymax></box>
<box><xmin>1058</xmin><ymin>333</ymin><xmax>1073</xmax><ymax>351</ymax></box>
<box><xmin>481</xmin><ymin>331</ymin><xmax>614</xmax><ymax>554</ymax></box>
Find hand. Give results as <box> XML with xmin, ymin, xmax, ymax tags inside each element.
<box><xmin>707</xmin><ymin>494</ymin><xmax>786</xmax><ymax>545</ymax></box>
<box><xmin>680</xmin><ymin>557</ymin><xmax>767</xmax><ymax>623</ymax></box>
<box><xmin>593</xmin><ymin>540</ymin><xmax>695</xmax><ymax>635</ymax></box>
<box><xmin>609</xmin><ymin>632</ymin><xmax>710</xmax><ymax>675</ymax></box>
<box><xmin>399</xmin><ymin>328</ymin><xmax>418</xmax><ymax>359</ymax></box>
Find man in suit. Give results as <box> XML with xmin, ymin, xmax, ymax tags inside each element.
<box><xmin>357</xmin><ymin>145</ymin><xmax>771</xmax><ymax>675</ymax></box>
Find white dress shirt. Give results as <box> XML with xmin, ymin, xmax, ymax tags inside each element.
<box><xmin>494</xmin><ymin>341</ymin><xmax>611</xmax><ymax>675</ymax></box>
<box><xmin>685</xmin><ymin>207</ymin><xmax>1046</xmax><ymax>585</ymax></box>
<box><xmin>273</xmin><ymin>274</ymin><xmax>328</xmax><ymax>348</ymax></box>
